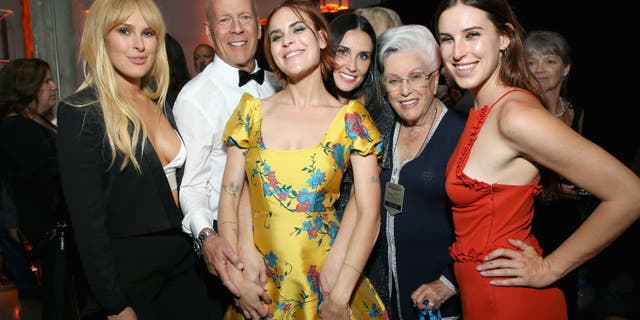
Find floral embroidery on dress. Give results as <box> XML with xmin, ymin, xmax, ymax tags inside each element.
<box><xmin>345</xmin><ymin>112</ymin><xmax>371</xmax><ymax>141</ymax></box>
<box><xmin>263</xmin><ymin>250</ymin><xmax>292</xmax><ymax>289</ymax></box>
<box><xmin>329</xmin><ymin>143</ymin><xmax>346</xmax><ymax>171</ymax></box>
<box><xmin>307</xmin><ymin>265</ymin><xmax>322</xmax><ymax>301</ymax></box>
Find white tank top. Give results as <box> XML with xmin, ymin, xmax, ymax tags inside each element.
<box><xmin>163</xmin><ymin>131</ymin><xmax>186</xmax><ymax>190</ymax></box>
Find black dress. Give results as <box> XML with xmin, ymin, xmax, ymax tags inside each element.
<box><xmin>0</xmin><ymin>114</ymin><xmax>79</xmax><ymax>320</ymax></box>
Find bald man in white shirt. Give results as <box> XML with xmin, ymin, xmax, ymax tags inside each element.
<box><xmin>173</xmin><ymin>0</ymin><xmax>279</xmax><ymax>316</ymax></box>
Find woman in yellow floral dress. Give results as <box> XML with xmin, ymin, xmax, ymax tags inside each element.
<box><xmin>217</xmin><ymin>1</ymin><xmax>388</xmax><ymax>319</ymax></box>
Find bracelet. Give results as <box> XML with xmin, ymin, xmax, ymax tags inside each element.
<box><xmin>194</xmin><ymin>228</ymin><xmax>217</xmax><ymax>257</ymax></box>
<box><xmin>343</xmin><ymin>261</ymin><xmax>363</xmax><ymax>273</ymax></box>
<box><xmin>218</xmin><ymin>221</ymin><xmax>238</xmax><ymax>225</ymax></box>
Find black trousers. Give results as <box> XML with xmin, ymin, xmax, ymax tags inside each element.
<box><xmin>81</xmin><ymin>230</ymin><xmax>210</xmax><ymax>320</ymax></box>
<box><xmin>202</xmin><ymin>267</ymin><xmax>234</xmax><ymax>319</ymax></box>
<box><xmin>36</xmin><ymin>237</ymin><xmax>79</xmax><ymax>320</ymax></box>
<box><xmin>30</xmin><ymin>223</ymin><xmax>81</xmax><ymax>320</ymax></box>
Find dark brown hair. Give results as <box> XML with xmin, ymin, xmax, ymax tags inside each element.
<box><xmin>434</xmin><ymin>0</ymin><xmax>544</xmax><ymax>104</ymax></box>
<box><xmin>0</xmin><ymin>58</ymin><xmax>51</xmax><ymax>120</ymax></box>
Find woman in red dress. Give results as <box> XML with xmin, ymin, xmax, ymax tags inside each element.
<box><xmin>435</xmin><ymin>0</ymin><xmax>640</xmax><ymax>319</ymax></box>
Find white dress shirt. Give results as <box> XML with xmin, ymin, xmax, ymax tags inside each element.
<box><xmin>173</xmin><ymin>57</ymin><xmax>279</xmax><ymax>238</ymax></box>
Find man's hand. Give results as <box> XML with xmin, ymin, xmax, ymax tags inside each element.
<box><xmin>201</xmin><ymin>233</ymin><xmax>243</xmax><ymax>296</ymax></box>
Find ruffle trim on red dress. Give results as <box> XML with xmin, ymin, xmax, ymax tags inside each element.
<box><xmin>454</xmin><ymin>106</ymin><xmax>491</xmax><ymax>192</ymax></box>
<box><xmin>532</xmin><ymin>184</ymin><xmax>543</xmax><ymax>196</ymax></box>
<box><xmin>449</xmin><ymin>235</ymin><xmax>543</xmax><ymax>262</ymax></box>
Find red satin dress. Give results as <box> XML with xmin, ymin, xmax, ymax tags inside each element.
<box><xmin>445</xmin><ymin>89</ymin><xmax>568</xmax><ymax>319</ymax></box>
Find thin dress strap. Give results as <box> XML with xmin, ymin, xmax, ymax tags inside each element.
<box><xmin>487</xmin><ymin>88</ymin><xmax>536</xmax><ymax>111</ymax></box>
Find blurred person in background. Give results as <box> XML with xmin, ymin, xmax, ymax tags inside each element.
<box><xmin>0</xmin><ymin>57</ymin><xmax>78</xmax><ymax>320</ymax></box>
<box><xmin>354</xmin><ymin>6</ymin><xmax>402</xmax><ymax>37</ymax></box>
<box><xmin>193</xmin><ymin>43</ymin><xmax>215</xmax><ymax>74</ymax></box>
<box><xmin>525</xmin><ymin>29</ymin><xmax>585</xmax><ymax>319</ymax></box>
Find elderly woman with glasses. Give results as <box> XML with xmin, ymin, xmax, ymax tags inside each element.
<box><xmin>366</xmin><ymin>24</ymin><xmax>465</xmax><ymax>319</ymax></box>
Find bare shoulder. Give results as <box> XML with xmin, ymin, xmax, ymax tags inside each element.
<box><xmin>495</xmin><ymin>90</ymin><xmax>553</xmax><ymax>139</ymax></box>
<box><xmin>495</xmin><ymin>89</ymin><xmax>583</xmax><ymax>160</ymax></box>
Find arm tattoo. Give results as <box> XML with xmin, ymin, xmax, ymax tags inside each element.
<box><xmin>370</xmin><ymin>176</ymin><xmax>380</xmax><ymax>184</ymax></box>
<box><xmin>222</xmin><ymin>181</ymin><xmax>243</xmax><ymax>198</ymax></box>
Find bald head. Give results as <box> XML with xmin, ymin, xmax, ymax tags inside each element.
<box><xmin>193</xmin><ymin>43</ymin><xmax>215</xmax><ymax>73</ymax></box>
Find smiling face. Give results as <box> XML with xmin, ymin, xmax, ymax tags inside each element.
<box><xmin>437</xmin><ymin>4</ymin><xmax>509</xmax><ymax>92</ymax></box>
<box><xmin>332</xmin><ymin>29</ymin><xmax>373</xmax><ymax>95</ymax></box>
<box><xmin>527</xmin><ymin>51</ymin><xmax>569</xmax><ymax>93</ymax></box>
<box><xmin>267</xmin><ymin>7</ymin><xmax>326</xmax><ymax>79</ymax></box>
<box><xmin>207</xmin><ymin>0</ymin><xmax>260</xmax><ymax>72</ymax></box>
<box><xmin>105</xmin><ymin>7</ymin><xmax>158</xmax><ymax>86</ymax></box>
<box><xmin>383</xmin><ymin>49</ymin><xmax>439</xmax><ymax>126</ymax></box>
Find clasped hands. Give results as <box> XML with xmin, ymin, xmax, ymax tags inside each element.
<box><xmin>202</xmin><ymin>236</ymin><xmax>351</xmax><ymax>319</ymax></box>
<box><xmin>202</xmin><ymin>237</ymin><xmax>270</xmax><ymax>319</ymax></box>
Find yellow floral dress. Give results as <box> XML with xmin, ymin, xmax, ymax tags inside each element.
<box><xmin>223</xmin><ymin>93</ymin><xmax>388</xmax><ymax>319</ymax></box>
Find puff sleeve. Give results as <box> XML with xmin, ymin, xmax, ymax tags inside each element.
<box><xmin>223</xmin><ymin>92</ymin><xmax>260</xmax><ymax>149</ymax></box>
<box><xmin>344</xmin><ymin>100</ymin><xmax>383</xmax><ymax>158</ymax></box>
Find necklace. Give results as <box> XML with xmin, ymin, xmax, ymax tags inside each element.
<box><xmin>392</xmin><ymin>100</ymin><xmax>441</xmax><ymax>178</ymax></box>
<box><xmin>554</xmin><ymin>97</ymin><xmax>567</xmax><ymax>117</ymax></box>
<box><xmin>403</xmin><ymin>100</ymin><xmax>438</xmax><ymax>136</ymax></box>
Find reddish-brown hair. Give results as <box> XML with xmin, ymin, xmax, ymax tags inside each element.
<box><xmin>262</xmin><ymin>0</ymin><xmax>334</xmax><ymax>85</ymax></box>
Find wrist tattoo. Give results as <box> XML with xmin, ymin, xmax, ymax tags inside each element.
<box><xmin>223</xmin><ymin>181</ymin><xmax>242</xmax><ymax>197</ymax></box>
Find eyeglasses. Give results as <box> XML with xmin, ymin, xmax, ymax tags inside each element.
<box><xmin>382</xmin><ymin>70</ymin><xmax>437</xmax><ymax>92</ymax></box>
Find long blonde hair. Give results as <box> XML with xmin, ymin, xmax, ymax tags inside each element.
<box><xmin>76</xmin><ymin>0</ymin><xmax>169</xmax><ymax>171</ymax></box>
